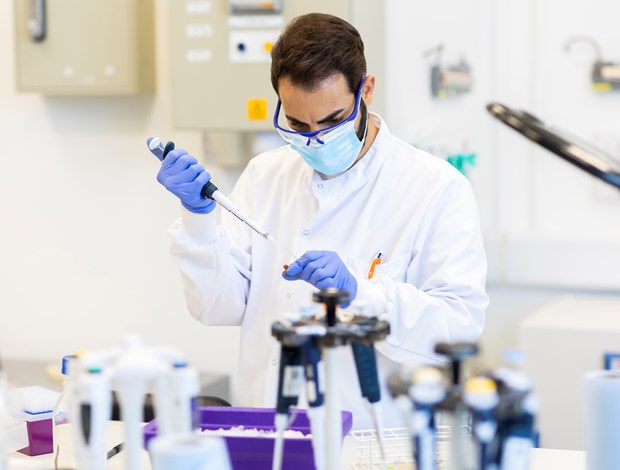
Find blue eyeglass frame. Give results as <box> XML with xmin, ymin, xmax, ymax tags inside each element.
<box><xmin>273</xmin><ymin>77</ymin><xmax>366</xmax><ymax>146</ymax></box>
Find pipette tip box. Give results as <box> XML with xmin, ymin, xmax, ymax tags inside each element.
<box><xmin>143</xmin><ymin>406</ymin><xmax>353</xmax><ymax>469</ymax></box>
<box><xmin>12</xmin><ymin>385</ymin><xmax>58</xmax><ymax>456</ymax></box>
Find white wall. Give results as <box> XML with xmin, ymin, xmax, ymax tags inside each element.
<box><xmin>382</xmin><ymin>0</ymin><xmax>620</xmax><ymax>370</ymax></box>
<box><xmin>0</xmin><ymin>0</ymin><xmax>241</xmax><ymax>378</ymax></box>
<box><xmin>493</xmin><ymin>0</ymin><xmax>620</xmax><ymax>289</ymax></box>
<box><xmin>2</xmin><ymin>0</ymin><xmax>620</xmax><ymax>390</ymax></box>
<box><xmin>384</xmin><ymin>0</ymin><xmax>620</xmax><ymax>290</ymax></box>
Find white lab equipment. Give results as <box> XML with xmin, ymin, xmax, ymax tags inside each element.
<box><xmin>69</xmin><ymin>355</ymin><xmax>112</xmax><ymax>470</ymax></box>
<box><xmin>65</xmin><ymin>335</ymin><xmax>202</xmax><ymax>470</ymax></box>
<box><xmin>584</xmin><ymin>370</ymin><xmax>620</xmax><ymax>470</ymax></box>
<box><xmin>518</xmin><ymin>295</ymin><xmax>620</xmax><ymax>450</ymax></box>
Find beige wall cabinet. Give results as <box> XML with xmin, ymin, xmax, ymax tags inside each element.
<box><xmin>14</xmin><ymin>0</ymin><xmax>155</xmax><ymax>95</ymax></box>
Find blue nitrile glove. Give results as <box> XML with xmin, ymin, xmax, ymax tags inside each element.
<box><xmin>156</xmin><ymin>149</ymin><xmax>216</xmax><ymax>214</ymax></box>
<box><xmin>283</xmin><ymin>251</ymin><xmax>357</xmax><ymax>307</ymax></box>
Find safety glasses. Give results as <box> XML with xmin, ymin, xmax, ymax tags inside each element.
<box><xmin>273</xmin><ymin>77</ymin><xmax>365</xmax><ymax>147</ymax></box>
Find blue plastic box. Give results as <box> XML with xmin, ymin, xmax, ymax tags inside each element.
<box><xmin>143</xmin><ymin>406</ymin><xmax>353</xmax><ymax>469</ymax></box>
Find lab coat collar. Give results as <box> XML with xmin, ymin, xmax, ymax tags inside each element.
<box><xmin>309</xmin><ymin>113</ymin><xmax>388</xmax><ymax>199</ymax></box>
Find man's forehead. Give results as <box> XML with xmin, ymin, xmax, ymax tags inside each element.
<box><xmin>279</xmin><ymin>73</ymin><xmax>349</xmax><ymax>96</ymax></box>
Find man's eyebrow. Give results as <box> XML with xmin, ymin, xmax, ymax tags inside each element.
<box><xmin>284</xmin><ymin>107</ymin><xmax>347</xmax><ymax>127</ymax></box>
<box><xmin>317</xmin><ymin>108</ymin><xmax>346</xmax><ymax>125</ymax></box>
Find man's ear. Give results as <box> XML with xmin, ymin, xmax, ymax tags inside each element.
<box><xmin>361</xmin><ymin>74</ymin><xmax>376</xmax><ymax>106</ymax></box>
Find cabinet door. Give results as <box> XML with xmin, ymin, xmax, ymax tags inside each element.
<box><xmin>14</xmin><ymin>0</ymin><xmax>154</xmax><ymax>95</ymax></box>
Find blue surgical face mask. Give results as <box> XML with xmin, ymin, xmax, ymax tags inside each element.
<box><xmin>291</xmin><ymin>112</ymin><xmax>368</xmax><ymax>176</ymax></box>
<box><xmin>274</xmin><ymin>77</ymin><xmax>368</xmax><ymax>176</ymax></box>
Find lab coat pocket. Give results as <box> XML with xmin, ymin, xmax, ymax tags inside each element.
<box><xmin>348</xmin><ymin>254</ymin><xmax>410</xmax><ymax>284</ymax></box>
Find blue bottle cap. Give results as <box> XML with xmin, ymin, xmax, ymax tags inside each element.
<box><xmin>61</xmin><ymin>355</ymin><xmax>76</xmax><ymax>375</ymax></box>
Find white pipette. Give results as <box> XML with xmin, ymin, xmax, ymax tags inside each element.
<box><xmin>147</xmin><ymin>137</ymin><xmax>298</xmax><ymax>260</ymax></box>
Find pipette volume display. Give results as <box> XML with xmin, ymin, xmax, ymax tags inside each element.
<box><xmin>146</xmin><ymin>137</ymin><xmax>298</xmax><ymax>260</ymax></box>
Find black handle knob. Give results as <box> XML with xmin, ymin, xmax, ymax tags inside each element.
<box><xmin>313</xmin><ymin>288</ymin><xmax>350</xmax><ymax>327</ymax></box>
<box><xmin>435</xmin><ymin>342</ymin><xmax>479</xmax><ymax>385</ymax></box>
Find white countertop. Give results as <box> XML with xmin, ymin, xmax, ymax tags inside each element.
<box><xmin>530</xmin><ymin>448</ymin><xmax>585</xmax><ymax>469</ymax></box>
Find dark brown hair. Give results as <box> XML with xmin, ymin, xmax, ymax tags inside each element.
<box><xmin>270</xmin><ymin>13</ymin><xmax>366</xmax><ymax>95</ymax></box>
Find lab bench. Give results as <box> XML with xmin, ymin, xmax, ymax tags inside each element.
<box><xmin>8</xmin><ymin>419</ymin><xmax>586</xmax><ymax>470</ymax></box>
<box><xmin>1</xmin><ymin>360</ymin><xmax>587</xmax><ymax>468</ymax></box>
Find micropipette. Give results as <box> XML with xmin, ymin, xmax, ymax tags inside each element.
<box><xmin>272</xmin><ymin>344</ymin><xmax>304</xmax><ymax>470</ymax></box>
<box><xmin>410</xmin><ymin>366</ymin><xmax>446</xmax><ymax>470</ymax></box>
<box><xmin>351</xmin><ymin>341</ymin><xmax>386</xmax><ymax>463</ymax></box>
<box><xmin>146</xmin><ymin>137</ymin><xmax>298</xmax><ymax>260</ymax></box>
<box><xmin>70</xmin><ymin>357</ymin><xmax>112</xmax><ymax>470</ymax></box>
<box><xmin>463</xmin><ymin>376</ymin><xmax>499</xmax><ymax>470</ymax></box>
<box><xmin>167</xmin><ymin>360</ymin><xmax>200</xmax><ymax>434</ymax></box>
<box><xmin>302</xmin><ymin>336</ymin><xmax>327</xmax><ymax>470</ymax></box>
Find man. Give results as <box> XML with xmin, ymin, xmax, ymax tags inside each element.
<box><xmin>155</xmin><ymin>12</ymin><xmax>488</xmax><ymax>429</ymax></box>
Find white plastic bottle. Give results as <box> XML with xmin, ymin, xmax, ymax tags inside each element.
<box><xmin>52</xmin><ymin>355</ymin><xmax>75</xmax><ymax>465</ymax></box>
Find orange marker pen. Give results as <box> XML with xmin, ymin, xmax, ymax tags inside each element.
<box><xmin>367</xmin><ymin>252</ymin><xmax>382</xmax><ymax>280</ymax></box>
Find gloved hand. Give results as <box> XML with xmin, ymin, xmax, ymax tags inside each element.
<box><xmin>156</xmin><ymin>149</ymin><xmax>216</xmax><ymax>214</ymax></box>
<box><xmin>282</xmin><ymin>251</ymin><xmax>357</xmax><ymax>306</ymax></box>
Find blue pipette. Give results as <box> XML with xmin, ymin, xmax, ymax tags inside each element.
<box><xmin>351</xmin><ymin>341</ymin><xmax>386</xmax><ymax>461</ymax></box>
<box><xmin>410</xmin><ymin>366</ymin><xmax>447</xmax><ymax>470</ymax></box>
<box><xmin>463</xmin><ymin>376</ymin><xmax>499</xmax><ymax>470</ymax></box>
<box><xmin>146</xmin><ymin>137</ymin><xmax>298</xmax><ymax>260</ymax></box>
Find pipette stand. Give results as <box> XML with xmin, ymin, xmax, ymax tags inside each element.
<box><xmin>271</xmin><ymin>288</ymin><xmax>390</xmax><ymax>470</ymax></box>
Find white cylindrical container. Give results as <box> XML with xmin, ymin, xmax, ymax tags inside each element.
<box><xmin>584</xmin><ymin>370</ymin><xmax>620</xmax><ymax>470</ymax></box>
<box><xmin>149</xmin><ymin>433</ymin><xmax>232</xmax><ymax>470</ymax></box>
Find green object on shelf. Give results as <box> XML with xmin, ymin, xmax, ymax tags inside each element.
<box><xmin>447</xmin><ymin>152</ymin><xmax>477</xmax><ymax>175</ymax></box>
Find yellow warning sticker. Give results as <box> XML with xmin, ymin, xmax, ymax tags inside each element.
<box><xmin>247</xmin><ymin>99</ymin><xmax>268</xmax><ymax>120</ymax></box>
<box><xmin>592</xmin><ymin>82</ymin><xmax>612</xmax><ymax>93</ymax></box>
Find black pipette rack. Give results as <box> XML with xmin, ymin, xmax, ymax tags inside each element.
<box><xmin>271</xmin><ymin>288</ymin><xmax>391</xmax><ymax>347</ymax></box>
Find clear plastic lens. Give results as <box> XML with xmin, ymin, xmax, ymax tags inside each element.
<box><xmin>276</xmin><ymin>117</ymin><xmax>356</xmax><ymax>148</ymax></box>
<box><xmin>273</xmin><ymin>77</ymin><xmax>365</xmax><ymax>147</ymax></box>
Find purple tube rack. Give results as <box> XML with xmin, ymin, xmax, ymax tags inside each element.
<box><xmin>144</xmin><ymin>407</ymin><xmax>353</xmax><ymax>470</ymax></box>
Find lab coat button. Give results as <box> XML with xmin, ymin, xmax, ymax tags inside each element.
<box><xmin>317</xmin><ymin>183</ymin><xmax>324</xmax><ymax>189</ymax></box>
<box><xmin>271</xmin><ymin>360</ymin><xmax>278</xmax><ymax>366</ymax></box>
<box><xmin>286</xmin><ymin>293</ymin><xmax>292</xmax><ymax>299</ymax></box>
<box><xmin>303</xmin><ymin>229</ymin><xmax>309</xmax><ymax>236</ymax></box>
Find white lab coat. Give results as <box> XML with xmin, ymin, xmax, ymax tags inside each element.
<box><xmin>168</xmin><ymin>114</ymin><xmax>488</xmax><ymax>430</ymax></box>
